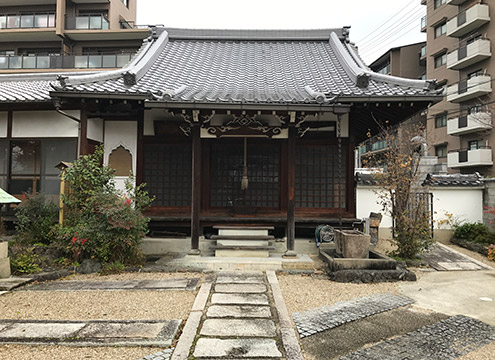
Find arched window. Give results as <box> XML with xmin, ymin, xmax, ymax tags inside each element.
<box><xmin>108</xmin><ymin>146</ymin><xmax>132</xmax><ymax>176</ymax></box>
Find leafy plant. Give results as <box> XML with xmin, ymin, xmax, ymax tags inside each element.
<box><xmin>454</xmin><ymin>222</ymin><xmax>495</xmax><ymax>245</ymax></box>
<box><xmin>101</xmin><ymin>261</ymin><xmax>125</xmax><ymax>275</ymax></box>
<box><xmin>10</xmin><ymin>248</ymin><xmax>42</xmax><ymax>274</ymax></box>
<box><xmin>14</xmin><ymin>193</ymin><xmax>58</xmax><ymax>245</ymax></box>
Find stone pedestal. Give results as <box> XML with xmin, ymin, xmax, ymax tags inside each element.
<box><xmin>0</xmin><ymin>242</ymin><xmax>10</xmax><ymax>278</ymax></box>
<box><xmin>335</xmin><ymin>230</ymin><xmax>370</xmax><ymax>259</ymax></box>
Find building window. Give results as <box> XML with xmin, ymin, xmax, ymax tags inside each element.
<box><xmin>376</xmin><ymin>62</ymin><xmax>390</xmax><ymax>75</ymax></box>
<box><xmin>434</xmin><ymin>0</ymin><xmax>446</xmax><ymax>9</ymax></box>
<box><xmin>434</xmin><ymin>23</ymin><xmax>447</xmax><ymax>38</ymax></box>
<box><xmin>8</xmin><ymin>139</ymin><xmax>77</xmax><ymax>195</ymax></box>
<box><xmin>468</xmin><ymin>105</ymin><xmax>483</xmax><ymax>114</ymax></box>
<box><xmin>434</xmin><ymin>53</ymin><xmax>446</xmax><ymax>68</ymax></box>
<box><xmin>435</xmin><ymin>145</ymin><xmax>447</xmax><ymax>158</ymax></box>
<box><xmin>468</xmin><ymin>140</ymin><xmax>480</xmax><ymax>150</ymax></box>
<box><xmin>371</xmin><ymin>140</ymin><xmax>387</xmax><ymax>151</ymax></box>
<box><xmin>435</xmin><ymin>113</ymin><xmax>447</xmax><ymax>128</ymax></box>
<box><xmin>121</xmin><ymin>0</ymin><xmax>129</xmax><ymax>7</ymax></box>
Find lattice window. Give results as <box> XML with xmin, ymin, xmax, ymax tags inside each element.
<box><xmin>295</xmin><ymin>144</ymin><xmax>346</xmax><ymax>209</ymax></box>
<box><xmin>210</xmin><ymin>142</ymin><xmax>279</xmax><ymax>208</ymax></box>
<box><xmin>144</xmin><ymin>143</ymin><xmax>191</xmax><ymax>207</ymax></box>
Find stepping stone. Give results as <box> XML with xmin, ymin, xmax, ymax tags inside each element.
<box><xmin>214</xmin><ymin>283</ymin><xmax>266</xmax><ymax>293</ymax></box>
<box><xmin>207</xmin><ymin>305</ymin><xmax>272</xmax><ymax>318</ymax></box>
<box><xmin>193</xmin><ymin>338</ymin><xmax>282</xmax><ymax>358</ymax></box>
<box><xmin>0</xmin><ymin>323</ymin><xmax>85</xmax><ymax>339</ymax></box>
<box><xmin>212</xmin><ymin>293</ymin><xmax>269</xmax><ymax>305</ymax></box>
<box><xmin>200</xmin><ymin>319</ymin><xmax>276</xmax><ymax>337</ymax></box>
<box><xmin>0</xmin><ymin>277</ymin><xmax>32</xmax><ymax>291</ymax></box>
<box><xmin>137</xmin><ymin>279</ymin><xmax>190</xmax><ymax>289</ymax></box>
<box><xmin>215</xmin><ymin>276</ymin><xmax>264</xmax><ymax>284</ymax></box>
<box><xmin>78</xmin><ymin>321</ymin><xmax>170</xmax><ymax>339</ymax></box>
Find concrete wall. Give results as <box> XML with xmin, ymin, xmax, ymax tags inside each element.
<box><xmin>484</xmin><ymin>179</ymin><xmax>495</xmax><ymax>232</ymax></box>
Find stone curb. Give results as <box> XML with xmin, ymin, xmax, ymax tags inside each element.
<box><xmin>266</xmin><ymin>271</ymin><xmax>304</xmax><ymax>360</ymax></box>
<box><xmin>171</xmin><ymin>281</ymin><xmax>212</xmax><ymax>360</ymax></box>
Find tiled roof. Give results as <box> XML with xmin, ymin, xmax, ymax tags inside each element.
<box><xmin>0</xmin><ymin>27</ymin><xmax>441</xmax><ymax>105</ymax></box>
<box><xmin>422</xmin><ymin>173</ymin><xmax>484</xmax><ymax>187</ymax></box>
<box><xmin>52</xmin><ymin>27</ymin><xmax>440</xmax><ymax>105</ymax></box>
<box><xmin>355</xmin><ymin>172</ymin><xmax>378</xmax><ymax>186</ymax></box>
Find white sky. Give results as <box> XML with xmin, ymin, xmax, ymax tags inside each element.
<box><xmin>136</xmin><ymin>0</ymin><xmax>426</xmax><ymax>65</ymax></box>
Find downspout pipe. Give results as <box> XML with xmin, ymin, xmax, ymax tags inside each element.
<box><xmin>53</xmin><ymin>97</ymin><xmax>80</xmax><ymax>123</ymax></box>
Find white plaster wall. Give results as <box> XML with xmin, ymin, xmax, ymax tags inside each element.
<box><xmin>104</xmin><ymin>121</ymin><xmax>137</xmax><ymax>192</ymax></box>
<box><xmin>431</xmin><ymin>188</ymin><xmax>483</xmax><ymax>229</ymax></box>
<box><xmin>0</xmin><ymin>113</ymin><xmax>7</xmax><ymax>138</ymax></box>
<box><xmin>144</xmin><ymin>109</ymin><xmax>164</xmax><ymax>136</ymax></box>
<box><xmin>87</xmin><ymin>118</ymin><xmax>104</xmax><ymax>143</ymax></box>
<box><xmin>12</xmin><ymin>111</ymin><xmax>79</xmax><ymax>137</ymax></box>
<box><xmin>356</xmin><ymin>186</ymin><xmax>393</xmax><ymax>228</ymax></box>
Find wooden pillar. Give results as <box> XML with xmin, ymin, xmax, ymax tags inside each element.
<box><xmin>136</xmin><ymin>106</ymin><xmax>144</xmax><ymax>185</ymax></box>
<box><xmin>79</xmin><ymin>101</ymin><xmax>89</xmax><ymax>156</ymax></box>
<box><xmin>285</xmin><ymin>125</ymin><xmax>297</xmax><ymax>257</ymax></box>
<box><xmin>189</xmin><ymin>124</ymin><xmax>201</xmax><ymax>255</ymax></box>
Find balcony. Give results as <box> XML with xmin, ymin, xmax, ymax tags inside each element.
<box><xmin>448</xmin><ymin>147</ymin><xmax>493</xmax><ymax>168</ymax></box>
<box><xmin>446</xmin><ymin>74</ymin><xmax>492</xmax><ymax>103</ymax></box>
<box><xmin>447</xmin><ymin>4</ymin><xmax>490</xmax><ymax>38</ymax></box>
<box><xmin>446</xmin><ymin>0</ymin><xmax>468</xmax><ymax>5</ymax></box>
<box><xmin>447</xmin><ymin>38</ymin><xmax>491</xmax><ymax>70</ymax></box>
<box><xmin>0</xmin><ymin>13</ymin><xmax>55</xmax><ymax>29</ymax></box>
<box><xmin>65</xmin><ymin>14</ymin><xmax>109</xmax><ymax>30</ymax></box>
<box><xmin>0</xmin><ymin>53</ymin><xmax>133</xmax><ymax>71</ymax></box>
<box><xmin>421</xmin><ymin>15</ymin><xmax>427</xmax><ymax>32</ymax></box>
<box><xmin>447</xmin><ymin>112</ymin><xmax>492</xmax><ymax>135</ymax></box>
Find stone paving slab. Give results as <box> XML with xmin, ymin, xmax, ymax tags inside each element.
<box><xmin>214</xmin><ymin>283</ymin><xmax>266</xmax><ymax>293</ymax></box>
<box><xmin>23</xmin><ymin>278</ymin><xmax>200</xmax><ymax>291</ymax></box>
<box><xmin>341</xmin><ymin>315</ymin><xmax>495</xmax><ymax>360</ymax></box>
<box><xmin>420</xmin><ymin>244</ymin><xmax>484</xmax><ymax>271</ymax></box>
<box><xmin>200</xmin><ymin>319</ymin><xmax>276</xmax><ymax>337</ymax></box>
<box><xmin>292</xmin><ymin>293</ymin><xmax>414</xmax><ymax>338</ymax></box>
<box><xmin>0</xmin><ymin>277</ymin><xmax>33</xmax><ymax>291</ymax></box>
<box><xmin>207</xmin><ymin>305</ymin><xmax>272</xmax><ymax>318</ymax></box>
<box><xmin>0</xmin><ymin>320</ymin><xmax>180</xmax><ymax>346</ymax></box>
<box><xmin>193</xmin><ymin>338</ymin><xmax>282</xmax><ymax>358</ymax></box>
<box><xmin>212</xmin><ymin>293</ymin><xmax>270</xmax><ymax>305</ymax></box>
<box><xmin>215</xmin><ymin>271</ymin><xmax>264</xmax><ymax>284</ymax></box>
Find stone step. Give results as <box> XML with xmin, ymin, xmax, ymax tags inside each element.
<box><xmin>200</xmin><ymin>319</ymin><xmax>277</xmax><ymax>337</ymax></box>
<box><xmin>193</xmin><ymin>338</ymin><xmax>282</xmax><ymax>358</ymax></box>
<box><xmin>211</xmin><ymin>235</ymin><xmax>275</xmax><ymax>240</ymax></box>
<box><xmin>216</xmin><ymin>273</ymin><xmax>265</xmax><ymax>284</ymax></box>
<box><xmin>218</xmin><ymin>229</ymin><xmax>270</xmax><ymax>236</ymax></box>
<box><xmin>215</xmin><ymin>249</ymin><xmax>270</xmax><ymax>258</ymax></box>
<box><xmin>213</xmin><ymin>226</ymin><xmax>274</xmax><ymax>230</ymax></box>
<box><xmin>216</xmin><ymin>240</ymin><xmax>270</xmax><ymax>247</ymax></box>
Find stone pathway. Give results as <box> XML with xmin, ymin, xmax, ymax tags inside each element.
<box><xmin>341</xmin><ymin>315</ymin><xmax>495</xmax><ymax>359</ymax></box>
<box><xmin>293</xmin><ymin>293</ymin><xmax>414</xmax><ymax>338</ymax></box>
<box><xmin>420</xmin><ymin>243</ymin><xmax>490</xmax><ymax>271</ymax></box>
<box><xmin>23</xmin><ymin>278</ymin><xmax>200</xmax><ymax>292</ymax></box>
<box><xmin>0</xmin><ymin>319</ymin><xmax>180</xmax><ymax>346</ymax></box>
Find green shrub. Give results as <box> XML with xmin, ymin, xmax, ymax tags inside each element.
<box><xmin>454</xmin><ymin>223</ymin><xmax>495</xmax><ymax>245</ymax></box>
<box><xmin>101</xmin><ymin>261</ymin><xmax>125</xmax><ymax>275</ymax></box>
<box><xmin>10</xmin><ymin>248</ymin><xmax>42</xmax><ymax>274</ymax></box>
<box><xmin>58</xmin><ymin>147</ymin><xmax>153</xmax><ymax>265</ymax></box>
<box><xmin>14</xmin><ymin>193</ymin><xmax>58</xmax><ymax>245</ymax></box>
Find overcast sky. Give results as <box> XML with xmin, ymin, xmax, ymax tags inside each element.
<box><xmin>136</xmin><ymin>0</ymin><xmax>426</xmax><ymax>65</ymax></box>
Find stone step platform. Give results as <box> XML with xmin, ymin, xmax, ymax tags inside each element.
<box><xmin>0</xmin><ymin>319</ymin><xmax>180</xmax><ymax>347</ymax></box>
<box><xmin>341</xmin><ymin>315</ymin><xmax>495</xmax><ymax>359</ymax></box>
<box><xmin>216</xmin><ymin>240</ymin><xmax>271</xmax><ymax>247</ymax></box>
<box><xmin>215</xmin><ymin>226</ymin><xmax>273</xmax><ymax>237</ymax></box>
<box><xmin>211</xmin><ymin>235</ymin><xmax>275</xmax><ymax>240</ymax></box>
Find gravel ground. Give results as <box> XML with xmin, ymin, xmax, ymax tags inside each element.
<box><xmin>459</xmin><ymin>342</ymin><xmax>495</xmax><ymax>360</ymax></box>
<box><xmin>0</xmin><ymin>290</ymin><xmax>195</xmax><ymax>320</ymax></box>
<box><xmin>0</xmin><ymin>345</ymin><xmax>161</xmax><ymax>360</ymax></box>
<box><xmin>59</xmin><ymin>271</ymin><xmax>204</xmax><ymax>281</ymax></box>
<box><xmin>277</xmin><ymin>273</ymin><xmax>399</xmax><ymax>314</ymax></box>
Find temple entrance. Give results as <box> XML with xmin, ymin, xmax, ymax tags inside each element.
<box><xmin>209</xmin><ymin>139</ymin><xmax>281</xmax><ymax>214</ymax></box>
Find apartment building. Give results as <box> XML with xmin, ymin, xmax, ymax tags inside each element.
<box><xmin>0</xmin><ymin>0</ymin><xmax>149</xmax><ymax>73</ymax></box>
<box><xmin>422</xmin><ymin>0</ymin><xmax>494</xmax><ymax>175</ymax></box>
<box><xmin>358</xmin><ymin>42</ymin><xmax>427</xmax><ymax>166</ymax></box>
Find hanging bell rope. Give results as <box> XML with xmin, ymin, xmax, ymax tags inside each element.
<box><xmin>241</xmin><ymin>137</ymin><xmax>249</xmax><ymax>191</ymax></box>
